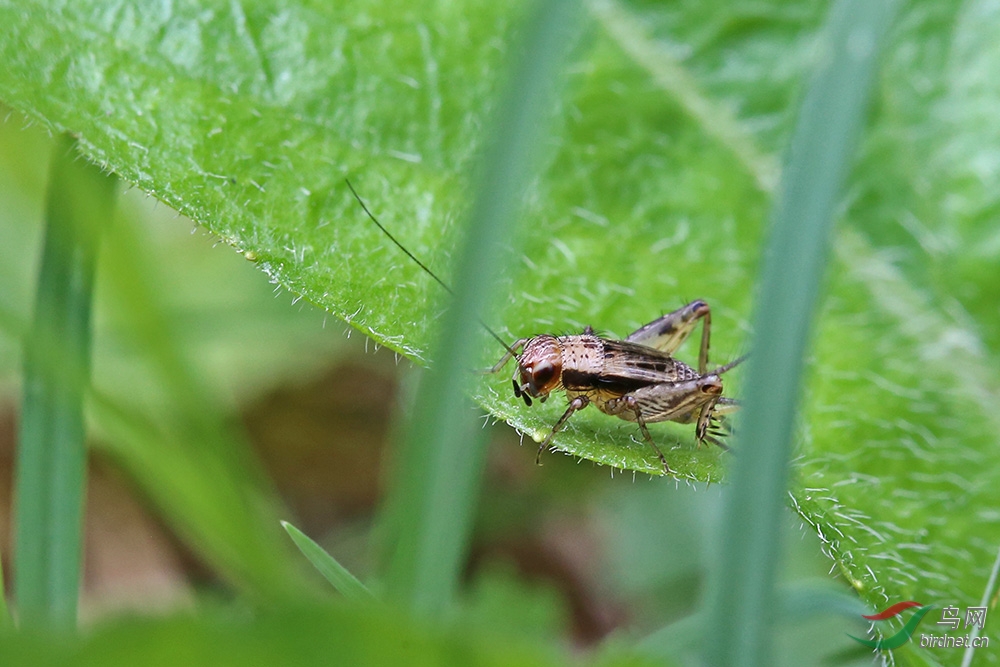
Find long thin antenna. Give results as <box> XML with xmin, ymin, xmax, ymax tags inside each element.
<box><xmin>345</xmin><ymin>179</ymin><xmax>520</xmax><ymax>360</ymax></box>
<box><xmin>712</xmin><ymin>354</ymin><xmax>749</xmax><ymax>376</ymax></box>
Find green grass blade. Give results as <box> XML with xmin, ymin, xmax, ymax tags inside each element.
<box><xmin>14</xmin><ymin>136</ymin><xmax>115</xmax><ymax>630</ymax></box>
<box><xmin>379</xmin><ymin>0</ymin><xmax>582</xmax><ymax>616</ymax></box>
<box><xmin>960</xmin><ymin>542</ymin><xmax>1000</xmax><ymax>667</ymax></box>
<box><xmin>0</xmin><ymin>550</ymin><xmax>8</xmax><ymax>628</ymax></box>
<box><xmin>704</xmin><ymin>1</ymin><xmax>898</xmax><ymax>665</ymax></box>
<box><xmin>281</xmin><ymin>521</ymin><xmax>372</xmax><ymax>602</ymax></box>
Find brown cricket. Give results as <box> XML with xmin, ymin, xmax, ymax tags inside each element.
<box><xmin>490</xmin><ymin>300</ymin><xmax>744</xmax><ymax>472</ymax></box>
<box><xmin>346</xmin><ymin>181</ymin><xmax>743</xmax><ymax>473</ymax></box>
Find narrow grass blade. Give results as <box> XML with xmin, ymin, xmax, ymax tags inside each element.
<box><xmin>0</xmin><ymin>550</ymin><xmax>9</xmax><ymax>628</ymax></box>
<box><xmin>379</xmin><ymin>0</ymin><xmax>582</xmax><ymax>616</ymax></box>
<box><xmin>14</xmin><ymin>136</ymin><xmax>115</xmax><ymax>630</ymax></box>
<box><xmin>704</xmin><ymin>1</ymin><xmax>898</xmax><ymax>665</ymax></box>
<box><xmin>961</xmin><ymin>541</ymin><xmax>1000</xmax><ymax>667</ymax></box>
<box><xmin>639</xmin><ymin>583</ymin><xmax>866</xmax><ymax>661</ymax></box>
<box><xmin>281</xmin><ymin>521</ymin><xmax>372</xmax><ymax>602</ymax></box>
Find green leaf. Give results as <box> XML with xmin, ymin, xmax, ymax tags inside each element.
<box><xmin>2</xmin><ymin>3</ymin><xmax>999</xmax><ymax>661</ymax></box>
<box><xmin>0</xmin><ymin>0</ymin><xmax>743</xmax><ymax>479</ymax></box>
<box><xmin>281</xmin><ymin>521</ymin><xmax>373</xmax><ymax>601</ymax></box>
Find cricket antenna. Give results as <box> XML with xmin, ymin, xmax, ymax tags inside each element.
<box><xmin>711</xmin><ymin>353</ymin><xmax>748</xmax><ymax>376</ymax></box>
<box><xmin>345</xmin><ymin>179</ymin><xmax>521</xmax><ymax>361</ymax></box>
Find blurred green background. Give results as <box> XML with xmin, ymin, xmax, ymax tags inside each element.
<box><xmin>1</xmin><ymin>0</ymin><xmax>999</xmax><ymax>665</ymax></box>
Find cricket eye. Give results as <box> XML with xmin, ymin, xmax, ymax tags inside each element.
<box><xmin>701</xmin><ymin>377</ymin><xmax>723</xmax><ymax>395</ymax></box>
<box><xmin>531</xmin><ymin>360</ymin><xmax>556</xmax><ymax>388</ymax></box>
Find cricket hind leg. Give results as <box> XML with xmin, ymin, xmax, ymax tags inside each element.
<box><xmin>624</xmin><ymin>396</ymin><xmax>672</xmax><ymax>475</ymax></box>
<box><xmin>535</xmin><ymin>395</ymin><xmax>590</xmax><ymax>465</ymax></box>
<box><xmin>625</xmin><ymin>300</ymin><xmax>713</xmax><ymax>374</ymax></box>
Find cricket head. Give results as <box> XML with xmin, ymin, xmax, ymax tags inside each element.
<box><xmin>512</xmin><ymin>335</ymin><xmax>563</xmax><ymax>406</ymax></box>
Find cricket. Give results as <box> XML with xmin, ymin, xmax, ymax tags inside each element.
<box><xmin>346</xmin><ymin>180</ymin><xmax>744</xmax><ymax>473</ymax></box>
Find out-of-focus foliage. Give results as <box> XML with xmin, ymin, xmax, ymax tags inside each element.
<box><xmin>0</xmin><ymin>0</ymin><xmax>998</xmax><ymax>664</ymax></box>
<box><xmin>0</xmin><ymin>602</ymin><xmax>653</xmax><ymax>667</ymax></box>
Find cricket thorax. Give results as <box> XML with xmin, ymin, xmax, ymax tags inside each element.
<box><xmin>553</xmin><ymin>334</ymin><xmax>610</xmax><ymax>391</ymax></box>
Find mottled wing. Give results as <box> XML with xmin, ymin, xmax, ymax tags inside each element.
<box><xmin>599</xmin><ymin>340</ymin><xmax>700</xmax><ymax>387</ymax></box>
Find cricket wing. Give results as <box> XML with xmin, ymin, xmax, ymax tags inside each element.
<box><xmin>599</xmin><ymin>340</ymin><xmax>701</xmax><ymax>386</ymax></box>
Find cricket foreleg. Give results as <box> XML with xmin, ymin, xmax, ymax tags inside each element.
<box><xmin>535</xmin><ymin>396</ymin><xmax>590</xmax><ymax>465</ymax></box>
<box><xmin>624</xmin><ymin>396</ymin><xmax>671</xmax><ymax>474</ymax></box>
